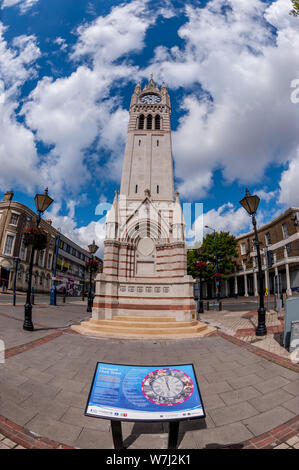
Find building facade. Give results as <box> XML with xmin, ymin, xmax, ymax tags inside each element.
<box><xmin>230</xmin><ymin>207</ymin><xmax>299</xmax><ymax>297</ymax></box>
<box><xmin>0</xmin><ymin>191</ymin><xmax>102</xmax><ymax>295</ymax></box>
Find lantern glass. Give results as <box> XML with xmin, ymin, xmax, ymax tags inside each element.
<box><xmin>34</xmin><ymin>188</ymin><xmax>54</xmax><ymax>213</ymax></box>
<box><xmin>239</xmin><ymin>189</ymin><xmax>260</xmax><ymax>215</ymax></box>
<box><xmin>88</xmin><ymin>240</ymin><xmax>99</xmax><ymax>254</ymax></box>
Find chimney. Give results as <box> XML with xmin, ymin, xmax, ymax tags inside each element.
<box><xmin>45</xmin><ymin>219</ymin><xmax>52</xmax><ymax>226</ymax></box>
<box><xmin>3</xmin><ymin>191</ymin><xmax>14</xmax><ymax>202</ymax></box>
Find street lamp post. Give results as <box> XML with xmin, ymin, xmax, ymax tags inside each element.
<box><xmin>195</xmin><ymin>261</ymin><xmax>207</xmax><ymax>314</ymax></box>
<box><xmin>240</xmin><ymin>189</ymin><xmax>267</xmax><ymax>336</ymax></box>
<box><xmin>23</xmin><ymin>189</ymin><xmax>53</xmax><ymax>331</ymax></box>
<box><xmin>86</xmin><ymin>240</ymin><xmax>99</xmax><ymax>313</ymax></box>
<box><xmin>205</xmin><ymin>225</ymin><xmax>220</xmax><ymax>301</ymax></box>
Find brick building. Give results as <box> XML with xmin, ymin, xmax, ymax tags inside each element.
<box><xmin>230</xmin><ymin>207</ymin><xmax>299</xmax><ymax>297</ymax></box>
<box><xmin>0</xmin><ymin>191</ymin><xmax>102</xmax><ymax>295</ymax></box>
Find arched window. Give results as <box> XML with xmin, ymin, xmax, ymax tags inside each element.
<box><xmin>146</xmin><ymin>114</ymin><xmax>152</xmax><ymax>130</ymax></box>
<box><xmin>138</xmin><ymin>114</ymin><xmax>145</xmax><ymax>130</ymax></box>
<box><xmin>155</xmin><ymin>114</ymin><xmax>161</xmax><ymax>130</ymax></box>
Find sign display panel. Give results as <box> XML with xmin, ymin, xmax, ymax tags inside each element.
<box><xmin>85</xmin><ymin>362</ymin><xmax>205</xmax><ymax>422</ymax></box>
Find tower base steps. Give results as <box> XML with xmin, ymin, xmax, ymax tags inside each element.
<box><xmin>71</xmin><ymin>315</ymin><xmax>215</xmax><ymax>339</ymax></box>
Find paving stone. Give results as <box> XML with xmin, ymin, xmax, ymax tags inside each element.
<box><xmin>226</xmin><ymin>374</ymin><xmax>263</xmax><ymax>390</ymax></box>
<box><xmin>22</xmin><ymin>367</ymin><xmax>54</xmax><ymax>384</ymax></box>
<box><xmin>191</xmin><ymin>422</ymin><xmax>253</xmax><ymax>447</ymax></box>
<box><xmin>60</xmin><ymin>406</ymin><xmax>110</xmax><ymax>431</ymax></box>
<box><xmin>282</xmin><ymin>396</ymin><xmax>299</xmax><ymax>414</ymax></box>
<box><xmin>200</xmin><ymin>393</ymin><xmax>226</xmax><ymax>411</ymax></box>
<box><xmin>254</xmin><ymin>376</ymin><xmax>290</xmax><ymax>394</ymax></box>
<box><xmin>47</xmin><ymin>376</ymin><xmax>86</xmax><ymax>394</ymax></box>
<box><xmin>282</xmin><ymin>379</ymin><xmax>299</xmax><ymax>396</ymax></box>
<box><xmin>2</xmin><ymin>438</ymin><xmax>17</xmax><ymax>448</ymax></box>
<box><xmin>0</xmin><ymin>382</ymin><xmax>32</xmax><ymax>405</ymax></box>
<box><xmin>74</xmin><ymin>428</ymin><xmax>114</xmax><ymax>449</ymax></box>
<box><xmin>249</xmin><ymin>389</ymin><xmax>295</xmax><ymax>412</ymax></box>
<box><xmin>19</xmin><ymin>380</ymin><xmax>62</xmax><ymax>400</ymax></box>
<box><xmin>219</xmin><ymin>386</ymin><xmax>261</xmax><ymax>406</ymax></box>
<box><xmin>209</xmin><ymin>402</ymin><xmax>258</xmax><ymax>426</ymax></box>
<box><xmin>242</xmin><ymin>406</ymin><xmax>295</xmax><ymax>436</ymax></box>
<box><xmin>286</xmin><ymin>435</ymin><xmax>299</xmax><ymax>446</ymax></box>
<box><xmin>0</xmin><ymin>442</ymin><xmax>11</xmax><ymax>449</ymax></box>
<box><xmin>274</xmin><ymin>443</ymin><xmax>290</xmax><ymax>449</ymax></box>
<box><xmin>27</xmin><ymin>416</ymin><xmax>83</xmax><ymax>446</ymax></box>
<box><xmin>54</xmin><ymin>389</ymin><xmax>87</xmax><ymax>408</ymax></box>
<box><xmin>200</xmin><ymin>381</ymin><xmax>232</xmax><ymax>395</ymax></box>
<box><xmin>0</xmin><ymin>399</ymin><xmax>38</xmax><ymax>426</ymax></box>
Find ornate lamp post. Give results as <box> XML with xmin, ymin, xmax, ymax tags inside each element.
<box><xmin>23</xmin><ymin>189</ymin><xmax>53</xmax><ymax>331</ymax></box>
<box><xmin>194</xmin><ymin>261</ymin><xmax>207</xmax><ymax>314</ymax></box>
<box><xmin>86</xmin><ymin>240</ymin><xmax>99</xmax><ymax>313</ymax></box>
<box><xmin>205</xmin><ymin>225</ymin><xmax>220</xmax><ymax>301</ymax></box>
<box><xmin>240</xmin><ymin>189</ymin><xmax>267</xmax><ymax>336</ymax></box>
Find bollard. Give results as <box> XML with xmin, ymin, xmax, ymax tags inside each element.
<box><xmin>207</xmin><ymin>301</ymin><xmax>210</xmax><ymax>311</ymax></box>
<box><xmin>219</xmin><ymin>301</ymin><xmax>222</xmax><ymax>311</ymax></box>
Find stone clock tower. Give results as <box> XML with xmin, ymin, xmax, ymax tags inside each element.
<box><xmin>73</xmin><ymin>78</ymin><xmax>212</xmax><ymax>338</ymax></box>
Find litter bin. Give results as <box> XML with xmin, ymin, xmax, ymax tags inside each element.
<box><xmin>283</xmin><ymin>297</ymin><xmax>299</xmax><ymax>350</ymax></box>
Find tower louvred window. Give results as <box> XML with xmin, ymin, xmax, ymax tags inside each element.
<box><xmin>155</xmin><ymin>114</ymin><xmax>160</xmax><ymax>130</ymax></box>
<box><xmin>147</xmin><ymin>114</ymin><xmax>152</xmax><ymax>129</ymax></box>
<box><xmin>138</xmin><ymin>114</ymin><xmax>144</xmax><ymax>129</ymax></box>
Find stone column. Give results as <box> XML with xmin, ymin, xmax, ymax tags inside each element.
<box><xmin>234</xmin><ymin>276</ymin><xmax>238</xmax><ymax>297</ymax></box>
<box><xmin>244</xmin><ymin>273</ymin><xmax>248</xmax><ymax>297</ymax></box>
<box><xmin>284</xmin><ymin>247</ymin><xmax>292</xmax><ymax>296</ymax></box>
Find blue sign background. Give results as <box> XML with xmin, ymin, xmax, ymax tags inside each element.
<box><xmin>86</xmin><ymin>362</ymin><xmax>204</xmax><ymax>419</ymax></box>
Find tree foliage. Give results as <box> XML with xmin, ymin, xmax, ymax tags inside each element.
<box><xmin>187</xmin><ymin>231</ymin><xmax>238</xmax><ymax>280</ymax></box>
<box><xmin>290</xmin><ymin>0</ymin><xmax>299</xmax><ymax>16</ymax></box>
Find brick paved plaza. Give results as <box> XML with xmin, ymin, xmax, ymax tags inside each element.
<box><xmin>0</xmin><ymin>300</ymin><xmax>298</xmax><ymax>449</ymax></box>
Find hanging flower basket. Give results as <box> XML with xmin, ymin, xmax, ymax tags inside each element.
<box><xmin>194</xmin><ymin>261</ymin><xmax>207</xmax><ymax>270</ymax></box>
<box><xmin>22</xmin><ymin>227</ymin><xmax>47</xmax><ymax>250</ymax></box>
<box><xmin>85</xmin><ymin>259</ymin><xmax>99</xmax><ymax>272</ymax></box>
<box><xmin>214</xmin><ymin>272</ymin><xmax>222</xmax><ymax>278</ymax></box>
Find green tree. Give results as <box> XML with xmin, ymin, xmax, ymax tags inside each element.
<box><xmin>290</xmin><ymin>0</ymin><xmax>299</xmax><ymax>16</ymax></box>
<box><xmin>187</xmin><ymin>231</ymin><xmax>238</xmax><ymax>280</ymax></box>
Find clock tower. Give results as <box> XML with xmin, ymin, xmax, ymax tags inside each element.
<box><xmin>72</xmin><ymin>78</ymin><xmax>212</xmax><ymax>338</ymax></box>
<box><xmin>120</xmin><ymin>77</ymin><xmax>174</xmax><ymax>202</ymax></box>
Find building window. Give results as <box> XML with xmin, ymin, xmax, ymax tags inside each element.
<box><xmin>240</xmin><ymin>243</ymin><xmax>246</xmax><ymax>255</ymax></box>
<box><xmin>265</xmin><ymin>232</ymin><xmax>271</xmax><ymax>246</ymax></box>
<box><xmin>286</xmin><ymin>243</ymin><xmax>291</xmax><ymax>256</ymax></box>
<box><xmin>146</xmin><ymin>114</ymin><xmax>152</xmax><ymax>130</ymax></box>
<box><xmin>4</xmin><ymin>234</ymin><xmax>14</xmax><ymax>255</ymax></box>
<box><xmin>157</xmin><ymin>140</ymin><xmax>159</xmax><ymax>147</ymax></box>
<box><xmin>20</xmin><ymin>240</ymin><xmax>27</xmax><ymax>261</ymax></box>
<box><xmin>135</xmin><ymin>184</ymin><xmax>138</xmax><ymax>193</ymax></box>
<box><xmin>282</xmin><ymin>223</ymin><xmax>289</xmax><ymax>239</ymax></box>
<box><xmin>10</xmin><ymin>213</ymin><xmax>19</xmax><ymax>225</ymax></box>
<box><xmin>48</xmin><ymin>253</ymin><xmax>52</xmax><ymax>270</ymax></box>
<box><xmin>157</xmin><ymin>185</ymin><xmax>159</xmax><ymax>194</ymax></box>
<box><xmin>138</xmin><ymin>139</ymin><xmax>141</xmax><ymax>146</ymax></box>
<box><xmin>39</xmin><ymin>250</ymin><xmax>45</xmax><ymax>267</ymax></box>
<box><xmin>138</xmin><ymin>114</ymin><xmax>144</xmax><ymax>130</ymax></box>
<box><xmin>155</xmin><ymin>114</ymin><xmax>160</xmax><ymax>130</ymax></box>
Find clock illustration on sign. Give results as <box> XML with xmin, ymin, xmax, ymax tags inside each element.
<box><xmin>140</xmin><ymin>94</ymin><xmax>161</xmax><ymax>104</ymax></box>
<box><xmin>141</xmin><ymin>369</ymin><xmax>194</xmax><ymax>406</ymax></box>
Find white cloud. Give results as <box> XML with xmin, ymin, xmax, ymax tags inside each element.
<box><xmin>45</xmin><ymin>201</ymin><xmax>106</xmax><ymax>257</ymax></box>
<box><xmin>1</xmin><ymin>0</ymin><xmax>38</xmax><ymax>13</ymax></box>
<box><xmin>148</xmin><ymin>0</ymin><xmax>299</xmax><ymax>199</ymax></box>
<box><xmin>0</xmin><ymin>23</ymin><xmax>41</xmax><ymax>192</ymax></box>
<box><xmin>203</xmin><ymin>203</ymin><xmax>251</xmax><ymax>236</ymax></box>
<box><xmin>279</xmin><ymin>149</ymin><xmax>299</xmax><ymax>207</ymax></box>
<box><xmin>20</xmin><ymin>0</ymin><xmax>157</xmax><ymax>198</ymax></box>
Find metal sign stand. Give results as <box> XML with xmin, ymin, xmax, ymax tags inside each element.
<box><xmin>110</xmin><ymin>420</ymin><xmax>181</xmax><ymax>450</ymax></box>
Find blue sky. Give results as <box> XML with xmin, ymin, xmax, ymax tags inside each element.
<box><xmin>0</xmin><ymin>0</ymin><xmax>298</xmax><ymax>254</ymax></box>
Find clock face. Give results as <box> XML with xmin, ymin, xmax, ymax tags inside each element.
<box><xmin>140</xmin><ymin>94</ymin><xmax>161</xmax><ymax>104</ymax></box>
<box><xmin>141</xmin><ymin>368</ymin><xmax>194</xmax><ymax>406</ymax></box>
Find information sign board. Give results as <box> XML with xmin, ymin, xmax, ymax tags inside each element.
<box><xmin>85</xmin><ymin>362</ymin><xmax>205</xmax><ymax>422</ymax></box>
